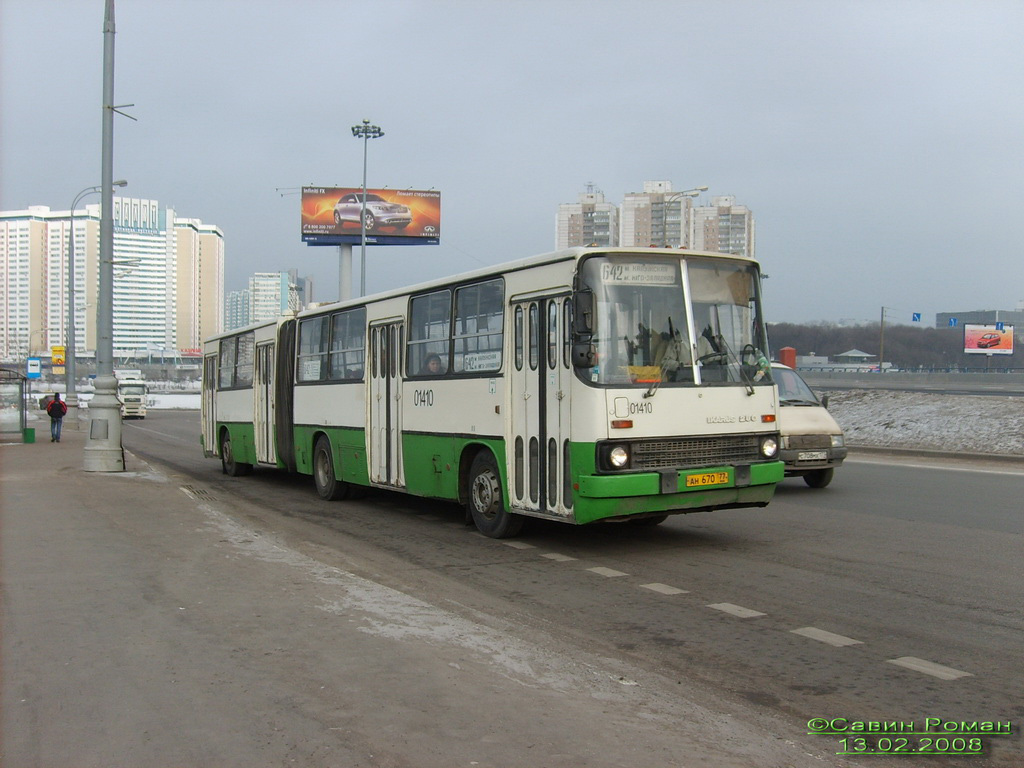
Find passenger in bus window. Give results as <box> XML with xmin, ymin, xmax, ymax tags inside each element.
<box><xmin>421</xmin><ymin>353</ymin><xmax>445</xmax><ymax>375</ymax></box>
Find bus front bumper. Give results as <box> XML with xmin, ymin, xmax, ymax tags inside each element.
<box><xmin>573</xmin><ymin>461</ymin><xmax>784</xmax><ymax>523</ymax></box>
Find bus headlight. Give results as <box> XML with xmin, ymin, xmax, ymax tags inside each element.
<box><xmin>760</xmin><ymin>436</ymin><xmax>779</xmax><ymax>459</ymax></box>
<box><xmin>609</xmin><ymin>445</ymin><xmax>630</xmax><ymax>468</ymax></box>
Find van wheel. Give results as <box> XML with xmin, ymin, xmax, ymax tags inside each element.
<box><xmin>467</xmin><ymin>452</ymin><xmax>522</xmax><ymax>538</ymax></box>
<box><xmin>314</xmin><ymin>436</ymin><xmax>350</xmax><ymax>501</ymax></box>
<box><xmin>221</xmin><ymin>431</ymin><xmax>252</xmax><ymax>477</ymax></box>
<box><xmin>803</xmin><ymin>468</ymin><xmax>834</xmax><ymax>488</ymax></box>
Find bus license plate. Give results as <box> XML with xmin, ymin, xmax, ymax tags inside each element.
<box><xmin>798</xmin><ymin>450</ymin><xmax>828</xmax><ymax>461</ymax></box>
<box><xmin>685</xmin><ymin>471</ymin><xmax>730</xmax><ymax>488</ymax></box>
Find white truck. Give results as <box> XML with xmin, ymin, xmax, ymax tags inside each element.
<box><xmin>116</xmin><ymin>374</ymin><xmax>148</xmax><ymax>419</ymax></box>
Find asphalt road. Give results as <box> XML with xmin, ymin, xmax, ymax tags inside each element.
<box><xmin>110</xmin><ymin>411</ymin><xmax>1024</xmax><ymax>767</ymax></box>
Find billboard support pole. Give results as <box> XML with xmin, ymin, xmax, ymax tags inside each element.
<box><xmin>351</xmin><ymin>120</ymin><xmax>384</xmax><ymax>297</ymax></box>
<box><xmin>339</xmin><ymin>243</ymin><xmax>352</xmax><ymax>301</ymax></box>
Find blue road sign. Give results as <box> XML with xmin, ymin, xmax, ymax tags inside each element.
<box><xmin>996</xmin><ymin>322</ymin><xmax>1004</xmax><ymax>331</ymax></box>
<box><xmin>949</xmin><ymin>318</ymin><xmax>958</xmax><ymax>327</ymax></box>
<box><xmin>912</xmin><ymin>313</ymin><xmax>921</xmax><ymax>322</ymax></box>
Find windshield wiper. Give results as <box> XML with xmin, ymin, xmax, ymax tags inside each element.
<box><xmin>715</xmin><ymin>336</ymin><xmax>755</xmax><ymax>396</ymax></box>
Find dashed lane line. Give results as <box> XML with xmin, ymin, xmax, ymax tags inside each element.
<box><xmin>707</xmin><ymin>602</ymin><xmax>767</xmax><ymax>619</ymax></box>
<box><xmin>886</xmin><ymin>657</ymin><xmax>972</xmax><ymax>680</ymax></box>
<box><xmin>541</xmin><ymin>552</ymin><xmax>578</xmax><ymax>562</ymax></box>
<box><xmin>791</xmin><ymin>626</ymin><xmax>863</xmax><ymax>647</ymax></box>
<box><xmin>640</xmin><ymin>583</ymin><xmax>689</xmax><ymax>595</ymax></box>
<box><xmin>587</xmin><ymin>566</ymin><xmax>629</xmax><ymax>578</ymax></box>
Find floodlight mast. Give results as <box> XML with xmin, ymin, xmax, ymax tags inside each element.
<box><xmin>351</xmin><ymin>119</ymin><xmax>384</xmax><ymax>296</ymax></box>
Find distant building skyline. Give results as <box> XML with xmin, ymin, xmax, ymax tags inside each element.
<box><xmin>556</xmin><ymin>182</ymin><xmax>756</xmax><ymax>259</ymax></box>
<box><xmin>0</xmin><ymin>197</ymin><xmax>223</xmax><ymax>362</ymax></box>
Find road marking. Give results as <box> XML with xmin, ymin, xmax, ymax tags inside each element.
<box><xmin>503</xmin><ymin>541</ymin><xmax>535</xmax><ymax>550</ymax></box>
<box><xmin>791</xmin><ymin>627</ymin><xmax>863</xmax><ymax>647</ymax></box>
<box><xmin>121</xmin><ymin>422</ymin><xmax>194</xmax><ymax>443</ymax></box>
<box><xmin>886</xmin><ymin>657</ymin><xmax>972</xmax><ymax>680</ymax></box>
<box><xmin>587</xmin><ymin>566</ymin><xmax>628</xmax><ymax>578</ymax></box>
<box><xmin>541</xmin><ymin>552</ymin><xmax>577</xmax><ymax>562</ymax></box>
<box><xmin>707</xmin><ymin>603</ymin><xmax>766</xmax><ymax>618</ymax></box>
<box><xmin>640</xmin><ymin>583</ymin><xmax>689</xmax><ymax>595</ymax></box>
<box><xmin>847</xmin><ymin>455</ymin><xmax>1024</xmax><ymax>477</ymax></box>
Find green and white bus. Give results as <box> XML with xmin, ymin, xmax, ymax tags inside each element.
<box><xmin>202</xmin><ymin>247</ymin><xmax>783</xmax><ymax>538</ymax></box>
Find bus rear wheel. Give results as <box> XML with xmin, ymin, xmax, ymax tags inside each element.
<box><xmin>221</xmin><ymin>430</ymin><xmax>252</xmax><ymax>477</ymax></box>
<box><xmin>467</xmin><ymin>452</ymin><xmax>522</xmax><ymax>539</ymax></box>
<box><xmin>314</xmin><ymin>436</ymin><xmax>350</xmax><ymax>501</ymax></box>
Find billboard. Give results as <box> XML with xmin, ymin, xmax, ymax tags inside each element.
<box><xmin>301</xmin><ymin>186</ymin><xmax>441</xmax><ymax>246</ymax></box>
<box><xmin>963</xmin><ymin>324</ymin><xmax>1014</xmax><ymax>355</ymax></box>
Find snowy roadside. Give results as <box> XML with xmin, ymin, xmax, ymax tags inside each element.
<box><xmin>826</xmin><ymin>389</ymin><xmax>1024</xmax><ymax>456</ymax></box>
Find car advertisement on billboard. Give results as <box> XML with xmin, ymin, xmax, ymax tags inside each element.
<box><xmin>963</xmin><ymin>324</ymin><xmax>1014</xmax><ymax>355</ymax></box>
<box><xmin>301</xmin><ymin>186</ymin><xmax>441</xmax><ymax>246</ymax></box>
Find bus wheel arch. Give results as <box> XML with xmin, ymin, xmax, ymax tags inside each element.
<box><xmin>313</xmin><ymin>433</ymin><xmax>350</xmax><ymax>501</ymax></box>
<box><xmin>220</xmin><ymin>426</ymin><xmax>252</xmax><ymax>477</ymax></box>
<box><xmin>465</xmin><ymin>448</ymin><xmax>523</xmax><ymax>539</ymax></box>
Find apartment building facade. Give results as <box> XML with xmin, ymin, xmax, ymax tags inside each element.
<box><xmin>0</xmin><ymin>197</ymin><xmax>223</xmax><ymax>362</ymax></box>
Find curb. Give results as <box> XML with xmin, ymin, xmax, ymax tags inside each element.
<box><xmin>847</xmin><ymin>444</ymin><xmax>1024</xmax><ymax>464</ymax></box>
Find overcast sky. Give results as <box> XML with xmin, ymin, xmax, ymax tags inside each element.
<box><xmin>2</xmin><ymin>0</ymin><xmax>1022</xmax><ymax>325</ymax></box>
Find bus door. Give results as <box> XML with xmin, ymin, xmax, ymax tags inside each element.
<box><xmin>201</xmin><ymin>353</ymin><xmax>217</xmax><ymax>457</ymax></box>
<box><xmin>368</xmin><ymin>320</ymin><xmax>405</xmax><ymax>488</ymax></box>
<box><xmin>509</xmin><ymin>295</ymin><xmax>572</xmax><ymax>517</ymax></box>
<box><xmin>254</xmin><ymin>341</ymin><xmax>276</xmax><ymax>464</ymax></box>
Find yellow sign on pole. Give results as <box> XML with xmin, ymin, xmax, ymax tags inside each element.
<box><xmin>51</xmin><ymin>346</ymin><xmax>66</xmax><ymax>366</ymax></box>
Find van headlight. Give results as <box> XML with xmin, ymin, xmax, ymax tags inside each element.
<box><xmin>609</xmin><ymin>445</ymin><xmax>630</xmax><ymax>468</ymax></box>
<box><xmin>760</xmin><ymin>436</ymin><xmax>779</xmax><ymax>458</ymax></box>
<box><xmin>831</xmin><ymin>434</ymin><xmax>845</xmax><ymax>448</ymax></box>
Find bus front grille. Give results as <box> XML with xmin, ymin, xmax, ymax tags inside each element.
<box><xmin>631</xmin><ymin>434</ymin><xmax>763</xmax><ymax>470</ymax></box>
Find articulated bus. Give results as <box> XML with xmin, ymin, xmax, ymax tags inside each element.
<box><xmin>202</xmin><ymin>247</ymin><xmax>783</xmax><ymax>538</ymax></box>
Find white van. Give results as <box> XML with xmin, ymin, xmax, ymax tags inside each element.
<box><xmin>772</xmin><ymin>363</ymin><xmax>846</xmax><ymax>487</ymax></box>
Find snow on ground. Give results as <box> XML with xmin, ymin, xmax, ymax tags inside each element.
<box><xmin>826</xmin><ymin>389</ymin><xmax>1024</xmax><ymax>456</ymax></box>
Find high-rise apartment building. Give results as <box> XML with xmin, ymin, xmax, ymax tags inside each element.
<box><xmin>224</xmin><ymin>290</ymin><xmax>251</xmax><ymax>332</ymax></box>
<box><xmin>224</xmin><ymin>270</ymin><xmax>310</xmax><ymax>331</ymax></box>
<box><xmin>620</xmin><ymin>181</ymin><xmax>699</xmax><ymax>249</ymax></box>
<box><xmin>690</xmin><ymin>195</ymin><xmax>755</xmax><ymax>259</ymax></box>
<box><xmin>556</xmin><ymin>189</ymin><xmax>619</xmax><ymax>249</ymax></box>
<box><xmin>0</xmin><ymin>197</ymin><xmax>223</xmax><ymax>362</ymax></box>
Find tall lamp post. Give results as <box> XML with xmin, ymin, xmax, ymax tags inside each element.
<box><xmin>662</xmin><ymin>186</ymin><xmax>708</xmax><ymax>247</ymax></box>
<box><xmin>351</xmin><ymin>119</ymin><xmax>384</xmax><ymax>297</ymax></box>
<box><xmin>67</xmin><ymin>180</ymin><xmax>126</xmax><ymax>427</ymax></box>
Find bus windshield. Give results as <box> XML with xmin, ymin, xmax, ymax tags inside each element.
<box><xmin>578</xmin><ymin>255</ymin><xmax>771</xmax><ymax>388</ymax></box>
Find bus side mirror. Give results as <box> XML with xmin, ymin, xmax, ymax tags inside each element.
<box><xmin>572</xmin><ymin>343</ymin><xmax>596</xmax><ymax>368</ymax></box>
<box><xmin>573</xmin><ymin>291</ymin><xmax>593</xmax><ymax>334</ymax></box>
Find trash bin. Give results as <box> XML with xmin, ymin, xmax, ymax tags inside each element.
<box><xmin>23</xmin><ymin>427</ymin><xmax>35</xmax><ymax>444</ymax></box>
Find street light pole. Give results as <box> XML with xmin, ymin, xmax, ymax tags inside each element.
<box><xmin>662</xmin><ymin>186</ymin><xmax>708</xmax><ymax>247</ymax></box>
<box><xmin>67</xmin><ymin>180</ymin><xmax>125</xmax><ymax>428</ymax></box>
<box><xmin>84</xmin><ymin>0</ymin><xmax>123</xmax><ymax>471</ymax></box>
<box><xmin>351</xmin><ymin>119</ymin><xmax>384</xmax><ymax>297</ymax></box>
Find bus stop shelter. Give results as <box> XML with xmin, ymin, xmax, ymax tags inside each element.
<box><xmin>0</xmin><ymin>368</ymin><xmax>33</xmax><ymax>443</ymax></box>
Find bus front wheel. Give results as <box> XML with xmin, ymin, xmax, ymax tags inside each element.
<box><xmin>221</xmin><ymin>431</ymin><xmax>252</xmax><ymax>477</ymax></box>
<box><xmin>467</xmin><ymin>452</ymin><xmax>523</xmax><ymax>539</ymax></box>
<box><xmin>468</xmin><ymin>454</ymin><xmax>524</xmax><ymax>536</ymax></box>
<box><xmin>314</xmin><ymin>436</ymin><xmax>350</xmax><ymax>501</ymax></box>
